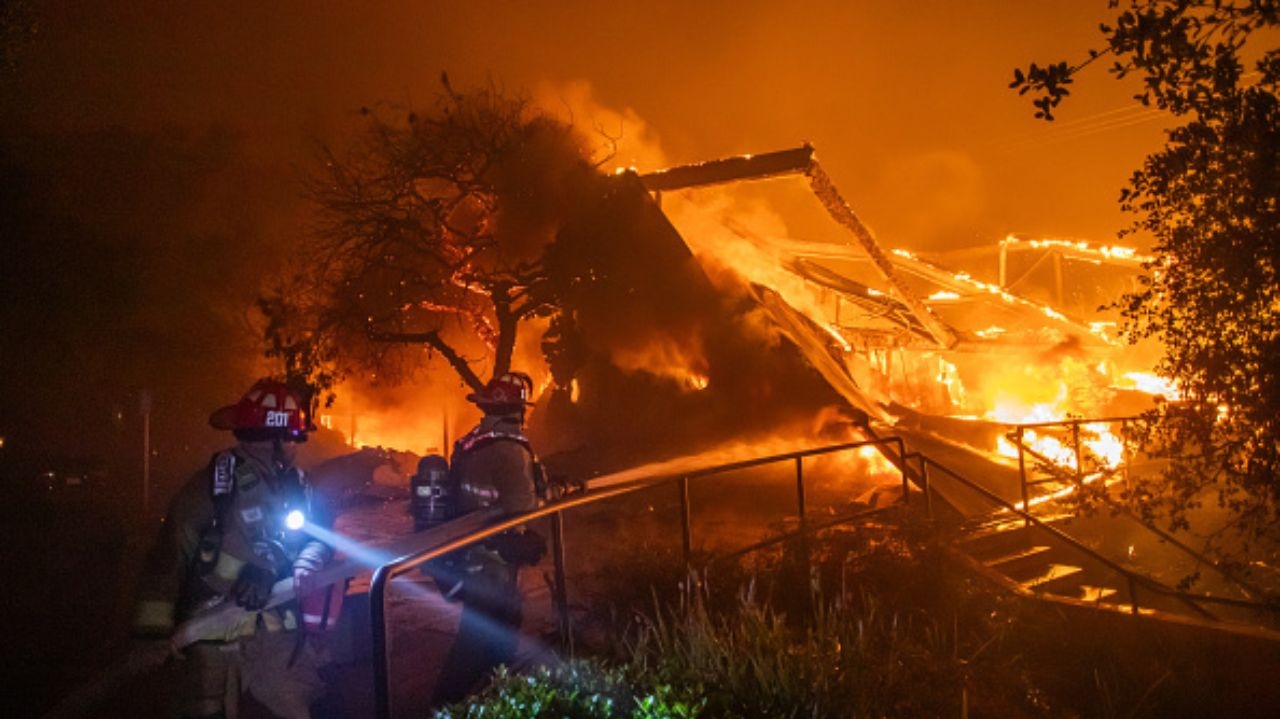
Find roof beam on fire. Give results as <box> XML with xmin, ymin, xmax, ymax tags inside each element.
<box><xmin>787</xmin><ymin>258</ymin><xmax>939</xmax><ymax>345</ymax></box>
<box><xmin>638</xmin><ymin>145</ymin><xmax>815</xmax><ymax>191</ymax></box>
<box><xmin>640</xmin><ymin>145</ymin><xmax>957</xmax><ymax>349</ymax></box>
<box><xmin>756</xmin><ymin>238</ymin><xmax>1111</xmax><ymax>346</ymax></box>
<box><xmin>804</xmin><ymin>162</ymin><xmax>959</xmax><ymax>350</ymax></box>
<box><xmin>882</xmin><ymin>251</ymin><xmax>1114</xmax><ymax>345</ymax></box>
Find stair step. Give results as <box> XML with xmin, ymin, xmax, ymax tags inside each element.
<box><xmin>984</xmin><ymin>545</ymin><xmax>1053</xmax><ymax>575</ymax></box>
<box><xmin>957</xmin><ymin>526</ymin><xmax>1035</xmax><ymax>558</ymax></box>
<box><xmin>1089</xmin><ymin>600</ymin><xmax>1154</xmax><ymax>616</ymax></box>
<box><xmin>1075</xmin><ymin>585</ymin><xmax>1118</xmax><ymax>602</ymax></box>
<box><xmin>1021</xmin><ymin>563</ymin><xmax>1084</xmax><ymax>591</ymax></box>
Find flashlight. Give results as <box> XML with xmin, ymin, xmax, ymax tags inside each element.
<box><xmin>284</xmin><ymin>508</ymin><xmax>306</xmax><ymax>531</ymax></box>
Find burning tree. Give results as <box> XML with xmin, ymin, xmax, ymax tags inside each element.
<box><xmin>263</xmin><ymin>79</ymin><xmax>605</xmax><ymax>396</ymax></box>
<box><xmin>1013</xmin><ymin>1</ymin><xmax>1280</xmax><ymax>550</ymax></box>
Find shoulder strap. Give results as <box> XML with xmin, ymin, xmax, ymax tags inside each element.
<box><xmin>457</xmin><ymin>428</ymin><xmax>532</xmax><ymax>455</ymax></box>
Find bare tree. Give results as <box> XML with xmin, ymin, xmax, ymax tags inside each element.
<box><xmin>265</xmin><ymin>79</ymin><xmax>603</xmax><ymax>396</ymax></box>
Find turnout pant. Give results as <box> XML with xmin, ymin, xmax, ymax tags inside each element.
<box><xmin>431</xmin><ymin>562</ymin><xmax>523</xmax><ymax>706</ymax></box>
<box><xmin>176</xmin><ymin>630</ymin><xmax>328</xmax><ymax>719</ymax></box>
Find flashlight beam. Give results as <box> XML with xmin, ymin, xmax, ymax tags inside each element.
<box><xmin>172</xmin><ymin>509</ymin><xmax>502</xmax><ymax>649</ymax></box>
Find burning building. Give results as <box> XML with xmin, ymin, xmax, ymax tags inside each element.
<box><xmin>527</xmin><ymin>145</ymin><xmax>1164</xmax><ymax>494</ymax></box>
<box><xmin>313</xmin><ymin>142</ymin><xmax>1168</xmax><ymax>514</ymax></box>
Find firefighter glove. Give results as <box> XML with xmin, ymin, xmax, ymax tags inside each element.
<box><xmin>232</xmin><ymin>563</ymin><xmax>278</xmax><ymax>610</ymax></box>
<box><xmin>487</xmin><ymin>528</ymin><xmax>547</xmax><ymax>566</ymax></box>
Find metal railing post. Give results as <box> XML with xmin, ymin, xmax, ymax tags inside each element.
<box><xmin>1017</xmin><ymin>427</ymin><xmax>1030</xmax><ymax>526</ymax></box>
<box><xmin>1071</xmin><ymin>421</ymin><xmax>1083</xmax><ymax>486</ymax></box>
<box><xmin>919</xmin><ymin>455</ymin><xmax>933</xmax><ymax>520</ymax></box>
<box><xmin>679</xmin><ymin>475</ymin><xmax>693</xmax><ymax>601</ymax></box>
<box><xmin>1121</xmin><ymin>419</ymin><xmax>1131</xmax><ymax>491</ymax></box>
<box><xmin>795</xmin><ymin>456</ymin><xmax>808</xmax><ymax>531</ymax></box>
<box><xmin>550</xmin><ymin>511</ymin><xmax>572</xmax><ymax>654</ymax></box>
<box><xmin>795</xmin><ymin>455</ymin><xmax>813</xmax><ymax>618</ymax></box>
<box><xmin>1129</xmin><ymin>576</ymin><xmax>1139</xmax><ymax>615</ymax></box>
<box><xmin>896</xmin><ymin>437</ymin><xmax>908</xmax><ymax>505</ymax></box>
<box><xmin>371</xmin><ymin>565</ymin><xmax>393</xmax><ymax>719</ymax></box>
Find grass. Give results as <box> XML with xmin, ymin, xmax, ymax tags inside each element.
<box><xmin>433</xmin><ymin>517</ymin><xmax>1270</xmax><ymax>718</ymax></box>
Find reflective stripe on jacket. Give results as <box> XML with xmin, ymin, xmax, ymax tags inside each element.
<box><xmin>131</xmin><ymin>446</ymin><xmax>332</xmax><ymax>640</ymax></box>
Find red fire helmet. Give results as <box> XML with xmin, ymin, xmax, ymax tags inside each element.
<box><xmin>466</xmin><ymin>372</ymin><xmax>535</xmax><ymax>409</ymax></box>
<box><xmin>209</xmin><ymin>379</ymin><xmax>312</xmax><ymax>440</ymax></box>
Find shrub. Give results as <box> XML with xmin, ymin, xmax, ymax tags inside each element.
<box><xmin>432</xmin><ymin>661</ymin><xmax>703</xmax><ymax>719</ymax></box>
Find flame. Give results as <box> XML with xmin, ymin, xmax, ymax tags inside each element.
<box><xmin>997</xmin><ymin>429</ymin><xmax>1076</xmax><ymax>467</ymax></box>
<box><xmin>935</xmin><ymin>357</ymin><xmax>965</xmax><ymax>407</ymax></box>
<box><xmin>857</xmin><ymin>444</ymin><xmax>899</xmax><ymax>477</ymax></box>
<box><xmin>1118</xmin><ymin>371</ymin><xmax>1181</xmax><ymax>401</ymax></box>
<box><xmin>1082</xmin><ymin>421</ymin><xmax>1124</xmax><ymax>469</ymax></box>
<box><xmin>984</xmin><ymin>365</ymin><xmax>1126</xmax><ymax>474</ymax></box>
<box><xmin>928</xmin><ymin>290</ymin><xmax>960</xmax><ymax>301</ymax></box>
<box><xmin>610</xmin><ymin>336</ymin><xmax>711</xmax><ymax>392</ymax></box>
<box><xmin>1001</xmin><ymin>234</ymin><xmax>1153</xmax><ymax>264</ymax></box>
<box><xmin>664</xmin><ymin>193</ymin><xmax>831</xmax><ymax>328</ymax></box>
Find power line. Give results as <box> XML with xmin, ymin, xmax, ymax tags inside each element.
<box><xmin>991</xmin><ymin>105</ymin><xmax>1165</xmax><ymax>154</ymax></box>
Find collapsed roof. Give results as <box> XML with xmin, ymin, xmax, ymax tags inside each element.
<box><xmin>639</xmin><ymin>145</ymin><xmax>1143</xmax><ymax>355</ymax></box>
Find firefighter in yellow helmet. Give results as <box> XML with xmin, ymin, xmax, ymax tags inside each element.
<box><xmin>431</xmin><ymin>371</ymin><xmax>547</xmax><ymax>705</ymax></box>
<box><xmin>131</xmin><ymin>379</ymin><xmax>339</xmax><ymax>719</ymax></box>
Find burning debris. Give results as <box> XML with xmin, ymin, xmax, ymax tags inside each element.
<box><xmin>635</xmin><ymin>145</ymin><xmax>1170</xmax><ymax>503</ymax></box>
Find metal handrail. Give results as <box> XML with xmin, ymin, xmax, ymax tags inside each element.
<box><xmin>369</xmin><ymin>436</ymin><xmax>908</xmax><ymax>718</ymax></box>
<box><xmin>910</xmin><ymin>451</ymin><xmax>1280</xmax><ymax>619</ymax></box>
<box><xmin>1006</xmin><ymin>416</ymin><xmax>1273</xmax><ymax>604</ymax></box>
<box><xmin>1008</xmin><ymin>416</ymin><xmax>1139</xmax><ymax>522</ymax></box>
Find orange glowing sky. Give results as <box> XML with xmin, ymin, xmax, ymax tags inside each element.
<box><xmin>5</xmin><ymin>1</ymin><xmax>1164</xmax><ymax>251</ymax></box>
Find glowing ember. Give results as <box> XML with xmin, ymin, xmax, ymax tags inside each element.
<box><xmin>927</xmin><ymin>291</ymin><xmax>961</xmax><ymax>301</ymax></box>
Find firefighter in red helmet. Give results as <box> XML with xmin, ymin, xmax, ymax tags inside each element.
<box><xmin>132</xmin><ymin>379</ymin><xmax>340</xmax><ymax>719</ymax></box>
<box><xmin>431</xmin><ymin>371</ymin><xmax>547</xmax><ymax>706</ymax></box>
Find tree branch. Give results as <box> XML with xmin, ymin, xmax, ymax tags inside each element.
<box><xmin>367</xmin><ymin>329</ymin><xmax>485</xmax><ymax>391</ymax></box>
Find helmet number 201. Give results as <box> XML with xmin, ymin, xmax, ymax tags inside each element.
<box><xmin>265</xmin><ymin>410</ymin><xmax>292</xmax><ymax>428</ymax></box>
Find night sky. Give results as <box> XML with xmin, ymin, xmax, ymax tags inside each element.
<box><xmin>0</xmin><ymin>1</ymin><xmax>1165</xmax><ymax>483</ymax></box>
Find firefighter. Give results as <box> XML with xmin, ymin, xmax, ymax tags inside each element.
<box><xmin>430</xmin><ymin>371</ymin><xmax>547</xmax><ymax>706</ymax></box>
<box><xmin>131</xmin><ymin>379</ymin><xmax>337</xmax><ymax>719</ymax></box>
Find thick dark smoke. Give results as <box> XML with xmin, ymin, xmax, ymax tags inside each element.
<box><xmin>533</xmin><ymin>172</ymin><xmax>846</xmax><ymax>470</ymax></box>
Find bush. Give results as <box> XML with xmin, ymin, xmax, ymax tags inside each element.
<box><xmin>432</xmin><ymin>661</ymin><xmax>703</xmax><ymax>719</ymax></box>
